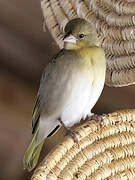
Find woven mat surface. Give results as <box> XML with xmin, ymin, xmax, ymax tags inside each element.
<box><xmin>41</xmin><ymin>0</ymin><xmax>135</xmax><ymax>87</ymax></box>
<box><xmin>32</xmin><ymin>109</ymin><xmax>135</xmax><ymax>180</ymax></box>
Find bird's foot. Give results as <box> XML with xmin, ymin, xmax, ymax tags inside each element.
<box><xmin>88</xmin><ymin>114</ymin><xmax>106</xmax><ymax>129</ymax></box>
<box><xmin>66</xmin><ymin>129</ymin><xmax>79</xmax><ymax>144</ymax></box>
<box><xmin>58</xmin><ymin>118</ymin><xmax>79</xmax><ymax>143</ymax></box>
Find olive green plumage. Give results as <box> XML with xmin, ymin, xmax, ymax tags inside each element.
<box><xmin>23</xmin><ymin>97</ymin><xmax>43</xmax><ymax>171</ymax></box>
<box><xmin>23</xmin><ymin>128</ymin><xmax>44</xmax><ymax>171</ymax></box>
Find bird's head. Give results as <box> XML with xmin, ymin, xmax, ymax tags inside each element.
<box><xmin>63</xmin><ymin>18</ymin><xmax>100</xmax><ymax>50</ymax></box>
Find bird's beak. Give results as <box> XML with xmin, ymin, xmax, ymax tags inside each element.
<box><xmin>63</xmin><ymin>35</ymin><xmax>77</xmax><ymax>44</ymax></box>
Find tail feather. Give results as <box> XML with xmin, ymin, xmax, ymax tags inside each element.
<box><xmin>23</xmin><ymin>129</ymin><xmax>44</xmax><ymax>171</ymax></box>
<box><xmin>23</xmin><ymin>115</ymin><xmax>60</xmax><ymax>171</ymax></box>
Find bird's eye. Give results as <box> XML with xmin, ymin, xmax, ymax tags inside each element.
<box><xmin>79</xmin><ymin>34</ymin><xmax>85</xmax><ymax>38</ymax></box>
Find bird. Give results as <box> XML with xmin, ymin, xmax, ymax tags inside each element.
<box><xmin>23</xmin><ymin>18</ymin><xmax>106</xmax><ymax>171</ymax></box>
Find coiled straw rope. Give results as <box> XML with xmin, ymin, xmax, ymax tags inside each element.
<box><xmin>41</xmin><ymin>0</ymin><xmax>135</xmax><ymax>87</ymax></box>
<box><xmin>32</xmin><ymin>109</ymin><xmax>135</xmax><ymax>180</ymax></box>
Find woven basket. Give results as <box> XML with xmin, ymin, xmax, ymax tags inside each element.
<box><xmin>41</xmin><ymin>0</ymin><xmax>135</xmax><ymax>87</ymax></box>
<box><xmin>32</xmin><ymin>109</ymin><xmax>135</xmax><ymax>180</ymax></box>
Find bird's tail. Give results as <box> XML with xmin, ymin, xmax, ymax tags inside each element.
<box><xmin>23</xmin><ymin>128</ymin><xmax>44</xmax><ymax>171</ymax></box>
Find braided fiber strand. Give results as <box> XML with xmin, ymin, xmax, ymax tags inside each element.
<box><xmin>32</xmin><ymin>109</ymin><xmax>135</xmax><ymax>180</ymax></box>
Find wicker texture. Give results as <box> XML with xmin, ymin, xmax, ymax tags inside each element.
<box><xmin>32</xmin><ymin>109</ymin><xmax>135</xmax><ymax>180</ymax></box>
<box><xmin>41</xmin><ymin>0</ymin><xmax>135</xmax><ymax>87</ymax></box>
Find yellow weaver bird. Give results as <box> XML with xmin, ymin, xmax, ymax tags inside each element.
<box><xmin>23</xmin><ymin>18</ymin><xmax>106</xmax><ymax>171</ymax></box>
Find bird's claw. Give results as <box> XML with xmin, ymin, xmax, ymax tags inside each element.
<box><xmin>66</xmin><ymin>129</ymin><xmax>79</xmax><ymax>143</ymax></box>
<box><xmin>88</xmin><ymin>114</ymin><xmax>106</xmax><ymax>129</ymax></box>
<box><xmin>58</xmin><ymin>118</ymin><xmax>79</xmax><ymax>143</ymax></box>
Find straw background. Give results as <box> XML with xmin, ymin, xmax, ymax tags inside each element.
<box><xmin>41</xmin><ymin>0</ymin><xmax>135</xmax><ymax>87</ymax></box>
<box><xmin>32</xmin><ymin>109</ymin><xmax>135</xmax><ymax>180</ymax></box>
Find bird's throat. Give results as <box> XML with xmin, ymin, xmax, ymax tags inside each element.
<box><xmin>64</xmin><ymin>42</ymin><xmax>81</xmax><ymax>50</ymax></box>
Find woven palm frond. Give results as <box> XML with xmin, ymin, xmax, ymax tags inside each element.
<box><xmin>41</xmin><ymin>0</ymin><xmax>135</xmax><ymax>87</ymax></box>
<box><xmin>32</xmin><ymin>109</ymin><xmax>135</xmax><ymax>180</ymax></box>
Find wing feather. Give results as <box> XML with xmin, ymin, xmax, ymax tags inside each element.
<box><xmin>32</xmin><ymin>96</ymin><xmax>40</xmax><ymax>134</ymax></box>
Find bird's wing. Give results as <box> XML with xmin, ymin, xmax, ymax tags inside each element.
<box><xmin>32</xmin><ymin>94</ymin><xmax>60</xmax><ymax>136</ymax></box>
<box><xmin>32</xmin><ymin>95</ymin><xmax>40</xmax><ymax>134</ymax></box>
<box><xmin>31</xmin><ymin>50</ymin><xmax>65</xmax><ymax>135</ymax></box>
